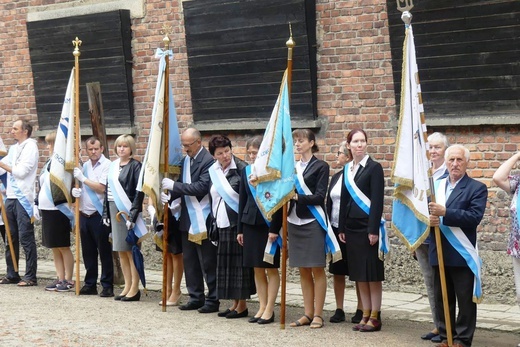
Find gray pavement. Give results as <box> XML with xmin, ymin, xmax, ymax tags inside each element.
<box><xmin>35</xmin><ymin>259</ymin><xmax>520</xmax><ymax>334</ymax></box>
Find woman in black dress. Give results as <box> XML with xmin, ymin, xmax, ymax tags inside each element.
<box><xmin>237</xmin><ymin>136</ymin><xmax>279</xmax><ymax>324</ymax></box>
<box><xmin>338</xmin><ymin>129</ymin><xmax>385</xmax><ymax>332</ymax></box>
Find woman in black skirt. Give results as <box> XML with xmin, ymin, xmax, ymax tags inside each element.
<box><xmin>338</xmin><ymin>128</ymin><xmax>385</xmax><ymax>332</ymax></box>
<box><xmin>208</xmin><ymin>135</ymin><xmax>255</xmax><ymax>319</ymax></box>
<box><xmin>327</xmin><ymin>140</ymin><xmax>363</xmax><ymax>323</ymax></box>
<box><xmin>237</xmin><ymin>136</ymin><xmax>279</xmax><ymax>324</ymax></box>
<box><xmin>270</xmin><ymin>129</ymin><xmax>330</xmax><ymax>329</ymax></box>
<box><xmin>38</xmin><ymin>131</ymin><xmax>75</xmax><ymax>292</ymax></box>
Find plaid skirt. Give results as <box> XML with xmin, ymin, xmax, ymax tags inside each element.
<box><xmin>216</xmin><ymin>225</ymin><xmax>256</xmax><ymax>300</ymax></box>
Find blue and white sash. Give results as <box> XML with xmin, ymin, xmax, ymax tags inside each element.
<box><xmin>7</xmin><ymin>145</ymin><xmax>34</xmax><ymax>219</ymax></box>
<box><xmin>435</xmin><ymin>178</ymin><xmax>483</xmax><ymax>303</ymax></box>
<box><xmin>108</xmin><ymin>159</ymin><xmax>148</xmax><ymax>241</ymax></box>
<box><xmin>42</xmin><ymin>162</ymin><xmax>74</xmax><ymax>228</ymax></box>
<box><xmin>208</xmin><ymin>162</ymin><xmax>239</xmax><ymax>213</ymax></box>
<box><xmin>294</xmin><ymin>169</ymin><xmax>342</xmax><ymax>263</ymax></box>
<box><xmin>344</xmin><ymin>163</ymin><xmax>389</xmax><ymax>260</ymax></box>
<box><xmin>183</xmin><ymin>155</ymin><xmax>211</xmax><ymax>244</ymax></box>
<box><xmin>83</xmin><ymin>162</ymin><xmax>104</xmax><ymax>215</ymax></box>
<box><xmin>516</xmin><ymin>186</ymin><xmax>520</xmax><ymax>231</ymax></box>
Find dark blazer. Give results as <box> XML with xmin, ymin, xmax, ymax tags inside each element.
<box><xmin>270</xmin><ymin>156</ymin><xmax>329</xmax><ymax>232</ymax></box>
<box><xmin>429</xmin><ymin>173</ymin><xmax>488</xmax><ymax>267</ymax></box>
<box><xmin>338</xmin><ymin>157</ymin><xmax>384</xmax><ymax>235</ymax></box>
<box><xmin>208</xmin><ymin>156</ymin><xmax>247</xmax><ymax>229</ymax></box>
<box><xmin>103</xmin><ymin>158</ymin><xmax>142</xmax><ymax>220</ymax></box>
<box><xmin>170</xmin><ymin>147</ymin><xmax>215</xmax><ymax>233</ymax></box>
<box><xmin>237</xmin><ymin>165</ymin><xmax>267</xmax><ymax>233</ymax></box>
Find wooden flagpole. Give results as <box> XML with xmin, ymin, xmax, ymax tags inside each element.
<box><xmin>280</xmin><ymin>24</ymin><xmax>295</xmax><ymax>330</ymax></box>
<box><xmin>397</xmin><ymin>1</ymin><xmax>453</xmax><ymax>345</ymax></box>
<box><xmin>72</xmin><ymin>37</ymin><xmax>82</xmax><ymax>296</ymax></box>
<box><xmin>0</xmin><ymin>191</ymin><xmax>18</xmax><ymax>273</ymax></box>
<box><xmin>161</xmin><ymin>28</ymin><xmax>171</xmax><ymax>313</ymax></box>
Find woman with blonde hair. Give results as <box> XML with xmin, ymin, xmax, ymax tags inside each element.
<box><xmin>103</xmin><ymin>134</ymin><xmax>143</xmax><ymax>301</ymax></box>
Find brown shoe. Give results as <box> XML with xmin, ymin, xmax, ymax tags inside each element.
<box><xmin>359</xmin><ymin>318</ymin><xmax>382</xmax><ymax>332</ymax></box>
<box><xmin>352</xmin><ymin>316</ymin><xmax>369</xmax><ymax>331</ymax></box>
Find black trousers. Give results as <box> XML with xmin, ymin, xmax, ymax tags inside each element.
<box><xmin>433</xmin><ymin>265</ymin><xmax>477</xmax><ymax>347</ymax></box>
<box><xmin>181</xmin><ymin>230</ymin><xmax>219</xmax><ymax>308</ymax></box>
<box><xmin>80</xmin><ymin>212</ymin><xmax>113</xmax><ymax>289</ymax></box>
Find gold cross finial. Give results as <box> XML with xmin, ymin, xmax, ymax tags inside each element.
<box><xmin>161</xmin><ymin>25</ymin><xmax>173</xmax><ymax>49</ymax></box>
<box><xmin>397</xmin><ymin>0</ymin><xmax>414</xmax><ymax>12</ymax></box>
<box><xmin>72</xmin><ymin>37</ymin><xmax>82</xmax><ymax>57</ymax></box>
<box><xmin>286</xmin><ymin>23</ymin><xmax>295</xmax><ymax>49</ymax></box>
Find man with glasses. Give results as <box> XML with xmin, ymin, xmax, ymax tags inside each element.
<box><xmin>161</xmin><ymin>128</ymin><xmax>219</xmax><ymax>313</ymax></box>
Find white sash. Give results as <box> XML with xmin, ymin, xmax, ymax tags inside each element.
<box><xmin>435</xmin><ymin>178</ymin><xmax>483</xmax><ymax>303</ymax></box>
<box><xmin>294</xmin><ymin>168</ymin><xmax>342</xmax><ymax>263</ymax></box>
<box><xmin>107</xmin><ymin>159</ymin><xmax>148</xmax><ymax>241</ymax></box>
<box><xmin>344</xmin><ymin>162</ymin><xmax>389</xmax><ymax>260</ymax></box>
<box><xmin>208</xmin><ymin>162</ymin><xmax>239</xmax><ymax>213</ymax></box>
<box><xmin>182</xmin><ymin>155</ymin><xmax>211</xmax><ymax>244</ymax></box>
<box><xmin>83</xmin><ymin>161</ymin><xmax>104</xmax><ymax>215</ymax></box>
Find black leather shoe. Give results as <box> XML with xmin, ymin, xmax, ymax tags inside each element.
<box><xmin>257</xmin><ymin>313</ymin><xmax>275</xmax><ymax>325</ymax></box>
<box><xmin>100</xmin><ymin>287</ymin><xmax>114</xmax><ymax>297</ymax></box>
<box><xmin>218</xmin><ymin>308</ymin><xmax>232</xmax><ymax>317</ymax></box>
<box><xmin>179</xmin><ymin>302</ymin><xmax>204</xmax><ymax>311</ymax></box>
<box><xmin>330</xmin><ymin>308</ymin><xmax>346</xmax><ymax>323</ymax></box>
<box><xmin>248</xmin><ymin>316</ymin><xmax>260</xmax><ymax>323</ymax></box>
<box><xmin>226</xmin><ymin>309</ymin><xmax>248</xmax><ymax>319</ymax></box>
<box><xmin>351</xmin><ymin>309</ymin><xmax>363</xmax><ymax>323</ymax></box>
<box><xmin>114</xmin><ymin>294</ymin><xmax>125</xmax><ymax>301</ymax></box>
<box><xmin>421</xmin><ymin>332</ymin><xmax>439</xmax><ymax>340</ymax></box>
<box><xmin>79</xmin><ymin>285</ymin><xmax>98</xmax><ymax>295</ymax></box>
<box><xmin>431</xmin><ymin>335</ymin><xmax>442</xmax><ymax>343</ymax></box>
<box><xmin>121</xmin><ymin>290</ymin><xmax>141</xmax><ymax>302</ymax></box>
<box><xmin>198</xmin><ymin>305</ymin><xmax>219</xmax><ymax>313</ymax></box>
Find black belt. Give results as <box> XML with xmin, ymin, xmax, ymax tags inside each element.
<box><xmin>80</xmin><ymin>211</ymin><xmax>99</xmax><ymax>218</ymax></box>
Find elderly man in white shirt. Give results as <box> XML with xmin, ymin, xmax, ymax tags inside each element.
<box><xmin>0</xmin><ymin>119</ymin><xmax>39</xmax><ymax>286</ymax></box>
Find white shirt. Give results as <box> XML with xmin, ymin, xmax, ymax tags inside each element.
<box><xmin>80</xmin><ymin>154</ymin><xmax>109</xmax><ymax>214</ymax></box>
<box><xmin>0</xmin><ymin>138</ymin><xmax>39</xmax><ymax>203</ymax></box>
<box><xmin>210</xmin><ymin>157</ymin><xmax>237</xmax><ymax>229</ymax></box>
<box><xmin>330</xmin><ymin>175</ymin><xmax>342</xmax><ymax>228</ymax></box>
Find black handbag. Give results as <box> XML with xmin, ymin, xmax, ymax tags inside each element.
<box><xmin>208</xmin><ymin>198</ymin><xmax>222</xmax><ymax>242</ymax></box>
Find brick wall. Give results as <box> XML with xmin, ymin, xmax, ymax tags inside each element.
<box><xmin>0</xmin><ymin>0</ymin><xmax>518</xmax><ymax>254</ymax></box>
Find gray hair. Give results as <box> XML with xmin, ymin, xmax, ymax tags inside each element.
<box><xmin>428</xmin><ymin>132</ymin><xmax>449</xmax><ymax>148</ymax></box>
<box><xmin>445</xmin><ymin>144</ymin><xmax>470</xmax><ymax>162</ymax></box>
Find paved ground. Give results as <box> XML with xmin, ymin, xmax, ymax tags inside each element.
<box><xmin>0</xmin><ymin>259</ymin><xmax>518</xmax><ymax>347</ymax></box>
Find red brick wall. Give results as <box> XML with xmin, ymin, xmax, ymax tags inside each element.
<box><xmin>0</xmin><ymin>0</ymin><xmax>517</xmax><ymax>251</ymax></box>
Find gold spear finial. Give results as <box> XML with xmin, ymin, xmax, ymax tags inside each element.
<box><xmin>286</xmin><ymin>23</ymin><xmax>295</xmax><ymax>49</ymax></box>
<box><xmin>72</xmin><ymin>37</ymin><xmax>82</xmax><ymax>57</ymax></box>
<box><xmin>161</xmin><ymin>24</ymin><xmax>173</xmax><ymax>49</ymax></box>
<box><xmin>396</xmin><ymin>0</ymin><xmax>414</xmax><ymax>12</ymax></box>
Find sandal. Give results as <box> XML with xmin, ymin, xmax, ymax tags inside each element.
<box><xmin>17</xmin><ymin>280</ymin><xmax>37</xmax><ymax>287</ymax></box>
<box><xmin>289</xmin><ymin>314</ymin><xmax>312</xmax><ymax>327</ymax></box>
<box><xmin>0</xmin><ymin>277</ymin><xmax>20</xmax><ymax>284</ymax></box>
<box><xmin>310</xmin><ymin>315</ymin><xmax>324</xmax><ymax>329</ymax></box>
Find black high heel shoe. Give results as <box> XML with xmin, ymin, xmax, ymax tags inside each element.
<box><xmin>121</xmin><ymin>290</ymin><xmax>141</xmax><ymax>302</ymax></box>
<box><xmin>257</xmin><ymin>312</ymin><xmax>275</xmax><ymax>325</ymax></box>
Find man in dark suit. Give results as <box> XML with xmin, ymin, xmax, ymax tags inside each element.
<box><xmin>428</xmin><ymin>144</ymin><xmax>488</xmax><ymax>347</ymax></box>
<box><xmin>161</xmin><ymin>128</ymin><xmax>218</xmax><ymax>313</ymax></box>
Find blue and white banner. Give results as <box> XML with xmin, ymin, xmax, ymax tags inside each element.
<box><xmin>138</xmin><ymin>48</ymin><xmax>183</xmax><ymax>221</ymax></box>
<box><xmin>252</xmin><ymin>69</ymin><xmax>295</xmax><ymax>221</ymax></box>
<box><xmin>49</xmin><ymin>68</ymin><xmax>75</xmax><ymax>206</ymax></box>
<box><xmin>390</xmin><ymin>22</ymin><xmax>431</xmax><ymax>252</ymax></box>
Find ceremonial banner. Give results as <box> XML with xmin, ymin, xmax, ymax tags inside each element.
<box><xmin>390</xmin><ymin>23</ymin><xmax>431</xmax><ymax>251</ymax></box>
<box><xmin>49</xmin><ymin>68</ymin><xmax>75</xmax><ymax>205</ymax></box>
<box><xmin>138</xmin><ymin>48</ymin><xmax>183</xmax><ymax>220</ymax></box>
<box><xmin>252</xmin><ymin>69</ymin><xmax>295</xmax><ymax>221</ymax></box>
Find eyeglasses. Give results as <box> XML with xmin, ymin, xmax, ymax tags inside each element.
<box><xmin>182</xmin><ymin>139</ymin><xmax>198</xmax><ymax>148</ymax></box>
<box><xmin>337</xmin><ymin>151</ymin><xmax>346</xmax><ymax>156</ymax></box>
